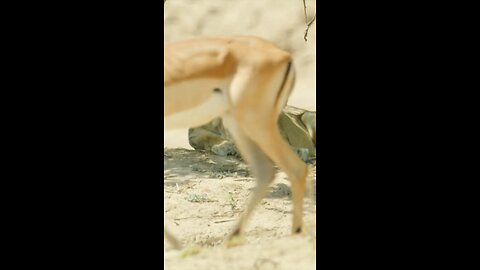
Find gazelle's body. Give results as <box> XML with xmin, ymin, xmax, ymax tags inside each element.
<box><xmin>164</xmin><ymin>36</ymin><xmax>308</xmax><ymax>247</ymax></box>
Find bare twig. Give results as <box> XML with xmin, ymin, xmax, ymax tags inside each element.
<box><xmin>304</xmin><ymin>14</ymin><xmax>317</xmax><ymax>42</ymax></box>
<box><xmin>302</xmin><ymin>0</ymin><xmax>317</xmax><ymax>42</ymax></box>
<box><xmin>303</xmin><ymin>0</ymin><xmax>309</xmax><ymax>24</ymax></box>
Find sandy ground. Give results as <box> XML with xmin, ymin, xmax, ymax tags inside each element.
<box><xmin>164</xmin><ymin>0</ymin><xmax>317</xmax><ymax>269</ymax></box>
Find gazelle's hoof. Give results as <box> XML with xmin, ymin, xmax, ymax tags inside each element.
<box><xmin>293</xmin><ymin>226</ymin><xmax>303</xmax><ymax>234</ymax></box>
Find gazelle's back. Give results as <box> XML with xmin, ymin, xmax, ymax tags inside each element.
<box><xmin>164</xmin><ymin>36</ymin><xmax>291</xmax><ymax>87</ymax></box>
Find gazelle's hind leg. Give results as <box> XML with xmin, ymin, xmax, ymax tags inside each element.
<box><xmin>236</xmin><ymin>117</ymin><xmax>308</xmax><ymax>234</ymax></box>
<box><xmin>246</xmin><ymin>124</ymin><xmax>308</xmax><ymax>234</ymax></box>
<box><xmin>222</xmin><ymin>116</ymin><xmax>276</xmax><ymax>241</ymax></box>
<box><xmin>225</xmin><ymin>61</ymin><xmax>307</xmax><ymax>236</ymax></box>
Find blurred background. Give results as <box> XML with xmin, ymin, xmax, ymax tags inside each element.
<box><xmin>164</xmin><ymin>0</ymin><xmax>316</xmax><ymax>148</ymax></box>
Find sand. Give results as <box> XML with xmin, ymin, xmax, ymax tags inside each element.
<box><xmin>164</xmin><ymin>1</ymin><xmax>316</xmax><ymax>269</ymax></box>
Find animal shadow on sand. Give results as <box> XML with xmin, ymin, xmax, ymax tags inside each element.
<box><xmin>164</xmin><ymin>148</ymin><xmax>316</xmax><ymax>200</ymax></box>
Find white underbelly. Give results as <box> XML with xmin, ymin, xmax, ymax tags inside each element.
<box><xmin>164</xmin><ymin>91</ymin><xmax>228</xmax><ymax>130</ymax></box>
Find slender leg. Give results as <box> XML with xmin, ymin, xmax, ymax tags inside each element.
<box><xmin>222</xmin><ymin>116</ymin><xmax>276</xmax><ymax>239</ymax></box>
<box><xmin>238</xmin><ymin>119</ymin><xmax>308</xmax><ymax>234</ymax></box>
<box><xmin>226</xmin><ymin>62</ymin><xmax>308</xmax><ymax>234</ymax></box>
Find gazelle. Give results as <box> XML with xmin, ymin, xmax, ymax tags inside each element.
<box><xmin>164</xmin><ymin>36</ymin><xmax>309</xmax><ymax>248</ymax></box>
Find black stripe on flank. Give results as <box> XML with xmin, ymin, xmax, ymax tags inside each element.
<box><xmin>275</xmin><ymin>62</ymin><xmax>293</xmax><ymax>107</ymax></box>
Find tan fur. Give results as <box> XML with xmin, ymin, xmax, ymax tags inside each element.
<box><xmin>164</xmin><ymin>36</ymin><xmax>308</xmax><ymax>248</ymax></box>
